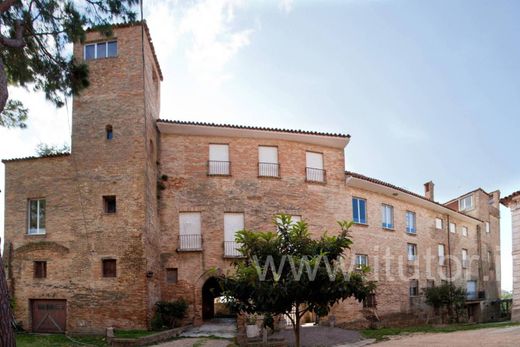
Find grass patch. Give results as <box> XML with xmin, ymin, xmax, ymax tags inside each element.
<box><xmin>114</xmin><ymin>330</ymin><xmax>156</xmax><ymax>338</ymax></box>
<box><xmin>16</xmin><ymin>333</ymin><xmax>107</xmax><ymax>347</ymax></box>
<box><xmin>362</xmin><ymin>321</ymin><xmax>520</xmax><ymax>341</ymax></box>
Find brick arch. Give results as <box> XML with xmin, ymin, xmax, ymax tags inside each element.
<box><xmin>14</xmin><ymin>241</ymin><xmax>69</xmax><ymax>256</ymax></box>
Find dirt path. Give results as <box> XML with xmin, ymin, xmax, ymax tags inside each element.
<box><xmin>153</xmin><ymin>337</ymin><xmax>231</xmax><ymax>347</ymax></box>
<box><xmin>373</xmin><ymin>325</ymin><xmax>520</xmax><ymax>346</ymax></box>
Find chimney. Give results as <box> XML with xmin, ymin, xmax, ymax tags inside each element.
<box><xmin>424</xmin><ymin>181</ymin><xmax>434</xmax><ymax>201</ymax></box>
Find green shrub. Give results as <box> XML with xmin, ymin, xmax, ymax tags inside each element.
<box><xmin>154</xmin><ymin>299</ymin><xmax>188</xmax><ymax>329</ymax></box>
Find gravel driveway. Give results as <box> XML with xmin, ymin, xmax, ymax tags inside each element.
<box><xmin>373</xmin><ymin>325</ymin><xmax>520</xmax><ymax>346</ymax></box>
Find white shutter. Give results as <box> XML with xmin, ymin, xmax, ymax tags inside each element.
<box><xmin>179</xmin><ymin>213</ymin><xmax>201</xmax><ymax>235</ymax></box>
<box><xmin>209</xmin><ymin>144</ymin><xmax>229</xmax><ymax>161</ymax></box>
<box><xmin>438</xmin><ymin>244</ymin><xmax>445</xmax><ymax>257</ymax></box>
<box><xmin>435</xmin><ymin>218</ymin><xmax>443</xmax><ymax>229</ymax></box>
<box><xmin>224</xmin><ymin>213</ymin><xmax>244</xmax><ymax>242</ymax></box>
<box><xmin>306</xmin><ymin>152</ymin><xmax>323</xmax><ymax>169</ymax></box>
<box><xmin>259</xmin><ymin>146</ymin><xmax>278</xmax><ymax>163</ymax></box>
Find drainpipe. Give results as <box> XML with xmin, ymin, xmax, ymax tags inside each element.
<box><xmin>447</xmin><ymin>215</ymin><xmax>452</xmax><ymax>281</ymax></box>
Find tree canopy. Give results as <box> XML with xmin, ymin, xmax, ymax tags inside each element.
<box><xmin>0</xmin><ymin>0</ymin><xmax>139</xmax><ymax>128</ymax></box>
<box><xmin>219</xmin><ymin>214</ymin><xmax>376</xmax><ymax>347</ymax></box>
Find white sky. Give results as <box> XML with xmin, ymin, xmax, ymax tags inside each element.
<box><xmin>1</xmin><ymin>0</ymin><xmax>518</xmax><ymax>292</ymax></box>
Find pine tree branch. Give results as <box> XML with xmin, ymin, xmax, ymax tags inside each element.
<box><xmin>0</xmin><ymin>0</ymin><xmax>17</xmax><ymax>13</ymax></box>
<box><xmin>0</xmin><ymin>20</ymin><xmax>26</xmax><ymax>48</ymax></box>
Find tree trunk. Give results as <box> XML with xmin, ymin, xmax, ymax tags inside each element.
<box><xmin>0</xmin><ymin>57</ymin><xmax>9</xmax><ymax>114</ymax></box>
<box><xmin>0</xmin><ymin>238</ymin><xmax>16</xmax><ymax>347</ymax></box>
<box><xmin>293</xmin><ymin>306</ymin><xmax>301</xmax><ymax>347</ymax></box>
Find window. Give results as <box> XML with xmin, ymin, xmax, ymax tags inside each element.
<box><xmin>438</xmin><ymin>244</ymin><xmax>445</xmax><ymax>265</ymax></box>
<box><xmin>355</xmin><ymin>254</ymin><xmax>368</xmax><ymax>269</ymax></box>
<box><xmin>106</xmin><ymin>125</ymin><xmax>113</xmax><ymax>140</ymax></box>
<box><xmin>179</xmin><ymin>212</ymin><xmax>202</xmax><ymax>250</ymax></box>
<box><xmin>363</xmin><ymin>293</ymin><xmax>377</xmax><ymax>308</ymax></box>
<box><xmin>352</xmin><ymin>198</ymin><xmax>367</xmax><ymax>224</ymax></box>
<box><xmin>34</xmin><ymin>261</ymin><xmax>47</xmax><ymax>279</ymax></box>
<box><xmin>224</xmin><ymin>213</ymin><xmax>244</xmax><ymax>257</ymax></box>
<box><xmin>208</xmin><ymin>144</ymin><xmax>230</xmax><ymax>175</ymax></box>
<box><xmin>462</xmin><ymin>249</ymin><xmax>468</xmax><ymax>268</ymax></box>
<box><xmin>102</xmin><ymin>259</ymin><xmax>117</xmax><ymax>277</ymax></box>
<box><xmin>381</xmin><ymin>204</ymin><xmax>394</xmax><ymax>229</ymax></box>
<box><xmin>409</xmin><ymin>279</ymin><xmax>419</xmax><ymax>296</ymax></box>
<box><xmin>103</xmin><ymin>196</ymin><xmax>116</xmax><ymax>213</ymax></box>
<box><xmin>407</xmin><ymin>243</ymin><xmax>417</xmax><ymax>261</ymax></box>
<box><xmin>166</xmin><ymin>268</ymin><xmax>178</xmax><ymax>283</ymax></box>
<box><xmin>449</xmin><ymin>222</ymin><xmax>456</xmax><ymax>234</ymax></box>
<box><xmin>426</xmin><ymin>279</ymin><xmax>435</xmax><ymax>288</ymax></box>
<box><xmin>435</xmin><ymin>218</ymin><xmax>443</xmax><ymax>230</ymax></box>
<box><xmin>28</xmin><ymin>199</ymin><xmax>46</xmax><ymax>235</ymax></box>
<box><xmin>305</xmin><ymin>151</ymin><xmax>325</xmax><ymax>182</ymax></box>
<box><xmin>258</xmin><ymin>146</ymin><xmax>279</xmax><ymax>177</ymax></box>
<box><xmin>406</xmin><ymin>211</ymin><xmax>416</xmax><ymax>234</ymax></box>
<box><xmin>459</xmin><ymin>195</ymin><xmax>473</xmax><ymax>211</ymax></box>
<box><xmin>485</xmin><ymin>222</ymin><xmax>490</xmax><ymax>233</ymax></box>
<box><xmin>466</xmin><ymin>280</ymin><xmax>477</xmax><ymax>300</ymax></box>
<box><xmin>84</xmin><ymin>41</ymin><xmax>117</xmax><ymax>60</ymax></box>
<box><xmin>290</xmin><ymin>215</ymin><xmax>302</xmax><ymax>225</ymax></box>
<box><xmin>462</xmin><ymin>226</ymin><xmax>468</xmax><ymax>237</ymax></box>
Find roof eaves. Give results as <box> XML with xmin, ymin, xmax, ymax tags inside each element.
<box><xmin>501</xmin><ymin>190</ymin><xmax>520</xmax><ymax>207</ymax></box>
<box><xmin>345</xmin><ymin>171</ymin><xmax>483</xmax><ymax>223</ymax></box>
<box><xmin>2</xmin><ymin>153</ymin><xmax>71</xmax><ymax>163</ymax></box>
<box><xmin>157</xmin><ymin>119</ymin><xmax>350</xmax><ymax>138</ymax></box>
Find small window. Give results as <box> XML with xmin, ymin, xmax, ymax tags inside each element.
<box><xmin>435</xmin><ymin>218</ymin><xmax>443</xmax><ymax>230</ymax></box>
<box><xmin>363</xmin><ymin>293</ymin><xmax>376</xmax><ymax>308</ymax></box>
<box><xmin>106</xmin><ymin>125</ymin><xmax>113</xmax><ymax>140</ymax></box>
<box><xmin>406</xmin><ymin>211</ymin><xmax>416</xmax><ymax>234</ymax></box>
<box><xmin>84</xmin><ymin>41</ymin><xmax>117</xmax><ymax>60</ymax></box>
<box><xmin>28</xmin><ymin>199</ymin><xmax>46</xmax><ymax>235</ymax></box>
<box><xmin>485</xmin><ymin>222</ymin><xmax>490</xmax><ymax>233</ymax></box>
<box><xmin>352</xmin><ymin>197</ymin><xmax>367</xmax><ymax>224</ymax></box>
<box><xmin>102</xmin><ymin>259</ymin><xmax>117</xmax><ymax>277</ymax></box>
<box><xmin>462</xmin><ymin>226</ymin><xmax>468</xmax><ymax>237</ymax></box>
<box><xmin>305</xmin><ymin>151</ymin><xmax>325</xmax><ymax>182</ymax></box>
<box><xmin>224</xmin><ymin>213</ymin><xmax>245</xmax><ymax>257</ymax></box>
<box><xmin>407</xmin><ymin>243</ymin><xmax>417</xmax><ymax>261</ymax></box>
<box><xmin>409</xmin><ymin>279</ymin><xmax>419</xmax><ymax>296</ymax></box>
<box><xmin>426</xmin><ymin>279</ymin><xmax>435</xmax><ymax>288</ymax></box>
<box><xmin>355</xmin><ymin>254</ymin><xmax>368</xmax><ymax>269</ymax></box>
<box><xmin>34</xmin><ymin>261</ymin><xmax>47</xmax><ymax>279</ymax></box>
<box><xmin>459</xmin><ymin>195</ymin><xmax>473</xmax><ymax>211</ymax></box>
<box><xmin>381</xmin><ymin>204</ymin><xmax>394</xmax><ymax>229</ymax></box>
<box><xmin>449</xmin><ymin>222</ymin><xmax>456</xmax><ymax>234</ymax></box>
<box><xmin>103</xmin><ymin>196</ymin><xmax>116</xmax><ymax>214</ymax></box>
<box><xmin>166</xmin><ymin>268</ymin><xmax>178</xmax><ymax>283</ymax></box>
<box><xmin>179</xmin><ymin>212</ymin><xmax>202</xmax><ymax>250</ymax></box>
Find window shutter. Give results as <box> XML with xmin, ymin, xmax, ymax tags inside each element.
<box><xmin>258</xmin><ymin>146</ymin><xmax>278</xmax><ymax>163</ymax></box>
<box><xmin>209</xmin><ymin>144</ymin><xmax>229</xmax><ymax>161</ymax></box>
<box><xmin>305</xmin><ymin>152</ymin><xmax>323</xmax><ymax>169</ymax></box>
<box><xmin>224</xmin><ymin>213</ymin><xmax>244</xmax><ymax>242</ymax></box>
<box><xmin>179</xmin><ymin>213</ymin><xmax>201</xmax><ymax>235</ymax></box>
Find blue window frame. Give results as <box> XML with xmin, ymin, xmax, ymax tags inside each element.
<box><xmin>406</xmin><ymin>211</ymin><xmax>416</xmax><ymax>234</ymax></box>
<box><xmin>352</xmin><ymin>197</ymin><xmax>367</xmax><ymax>224</ymax></box>
<box><xmin>381</xmin><ymin>204</ymin><xmax>394</xmax><ymax>229</ymax></box>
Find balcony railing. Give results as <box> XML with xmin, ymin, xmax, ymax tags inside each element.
<box><xmin>224</xmin><ymin>241</ymin><xmax>243</xmax><ymax>258</ymax></box>
<box><xmin>208</xmin><ymin>161</ymin><xmax>231</xmax><ymax>176</ymax></box>
<box><xmin>258</xmin><ymin>162</ymin><xmax>280</xmax><ymax>178</ymax></box>
<box><xmin>178</xmin><ymin>234</ymin><xmax>202</xmax><ymax>251</ymax></box>
<box><xmin>305</xmin><ymin>167</ymin><xmax>326</xmax><ymax>183</ymax></box>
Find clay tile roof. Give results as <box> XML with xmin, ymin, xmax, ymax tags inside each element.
<box><xmin>87</xmin><ymin>21</ymin><xmax>163</xmax><ymax>81</ymax></box>
<box><xmin>501</xmin><ymin>190</ymin><xmax>520</xmax><ymax>207</ymax></box>
<box><xmin>2</xmin><ymin>152</ymin><xmax>70</xmax><ymax>163</ymax></box>
<box><xmin>156</xmin><ymin>119</ymin><xmax>350</xmax><ymax>138</ymax></box>
<box><xmin>345</xmin><ymin>170</ymin><xmax>483</xmax><ymax>222</ymax></box>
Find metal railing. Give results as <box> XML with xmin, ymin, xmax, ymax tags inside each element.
<box><xmin>208</xmin><ymin>161</ymin><xmax>231</xmax><ymax>176</ymax></box>
<box><xmin>466</xmin><ymin>291</ymin><xmax>478</xmax><ymax>300</ymax></box>
<box><xmin>224</xmin><ymin>241</ymin><xmax>243</xmax><ymax>257</ymax></box>
<box><xmin>258</xmin><ymin>162</ymin><xmax>280</xmax><ymax>177</ymax></box>
<box><xmin>179</xmin><ymin>234</ymin><xmax>202</xmax><ymax>250</ymax></box>
<box><xmin>305</xmin><ymin>167</ymin><xmax>326</xmax><ymax>183</ymax></box>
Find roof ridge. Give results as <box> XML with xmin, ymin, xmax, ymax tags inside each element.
<box><xmin>157</xmin><ymin>119</ymin><xmax>350</xmax><ymax>138</ymax></box>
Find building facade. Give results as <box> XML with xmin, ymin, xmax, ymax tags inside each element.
<box><xmin>2</xmin><ymin>22</ymin><xmax>501</xmax><ymax>333</ymax></box>
<box><xmin>501</xmin><ymin>191</ymin><xmax>520</xmax><ymax>322</ymax></box>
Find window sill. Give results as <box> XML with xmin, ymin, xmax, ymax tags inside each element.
<box><xmin>85</xmin><ymin>56</ymin><xmax>119</xmax><ymax>62</ymax></box>
<box><xmin>177</xmin><ymin>248</ymin><xmax>203</xmax><ymax>253</ymax></box>
<box><xmin>382</xmin><ymin>227</ymin><xmax>395</xmax><ymax>231</ymax></box>
<box><xmin>406</xmin><ymin>231</ymin><xmax>417</xmax><ymax>236</ymax></box>
<box><xmin>353</xmin><ymin>222</ymin><xmax>369</xmax><ymax>227</ymax></box>
<box><xmin>207</xmin><ymin>174</ymin><xmax>231</xmax><ymax>177</ymax></box>
<box><xmin>305</xmin><ymin>179</ymin><xmax>327</xmax><ymax>185</ymax></box>
<box><xmin>25</xmin><ymin>233</ymin><xmax>46</xmax><ymax>237</ymax></box>
<box><xmin>258</xmin><ymin>175</ymin><xmax>281</xmax><ymax>179</ymax></box>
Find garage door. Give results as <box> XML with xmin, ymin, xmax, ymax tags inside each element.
<box><xmin>31</xmin><ymin>299</ymin><xmax>66</xmax><ymax>333</ymax></box>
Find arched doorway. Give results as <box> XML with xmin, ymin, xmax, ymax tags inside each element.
<box><xmin>202</xmin><ymin>277</ymin><xmax>234</xmax><ymax>320</ymax></box>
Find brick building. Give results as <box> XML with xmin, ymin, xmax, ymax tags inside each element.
<box><xmin>501</xmin><ymin>191</ymin><xmax>520</xmax><ymax>321</ymax></box>
<box><xmin>2</xmin><ymin>22</ymin><xmax>501</xmax><ymax>333</ymax></box>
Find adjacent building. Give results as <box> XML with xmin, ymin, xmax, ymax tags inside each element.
<box><xmin>501</xmin><ymin>191</ymin><xmax>520</xmax><ymax>321</ymax></box>
<box><xmin>1</xmin><ymin>22</ymin><xmax>502</xmax><ymax>333</ymax></box>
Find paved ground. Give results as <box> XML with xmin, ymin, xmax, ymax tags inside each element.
<box><xmin>180</xmin><ymin>318</ymin><xmax>237</xmax><ymax>339</ymax></box>
<box><xmin>373</xmin><ymin>325</ymin><xmax>520</xmax><ymax>346</ymax></box>
<box><xmin>270</xmin><ymin>325</ymin><xmax>363</xmax><ymax>347</ymax></box>
<box><xmin>154</xmin><ymin>337</ymin><xmax>231</xmax><ymax>347</ymax></box>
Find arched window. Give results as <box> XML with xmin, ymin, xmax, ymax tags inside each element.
<box><xmin>106</xmin><ymin>125</ymin><xmax>113</xmax><ymax>140</ymax></box>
